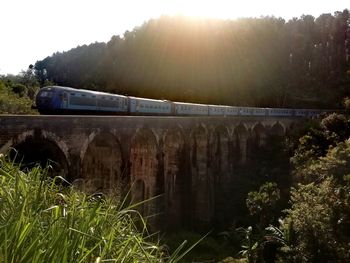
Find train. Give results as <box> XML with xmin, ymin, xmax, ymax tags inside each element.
<box><xmin>35</xmin><ymin>85</ymin><xmax>326</xmax><ymax>117</ymax></box>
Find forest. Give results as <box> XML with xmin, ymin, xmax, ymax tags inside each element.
<box><xmin>33</xmin><ymin>10</ymin><xmax>350</xmax><ymax>108</ymax></box>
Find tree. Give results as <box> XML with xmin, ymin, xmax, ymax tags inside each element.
<box><xmin>246</xmin><ymin>182</ymin><xmax>281</xmax><ymax>226</ymax></box>
<box><xmin>34</xmin><ymin>11</ymin><xmax>350</xmax><ymax>108</ymax></box>
<box><xmin>11</xmin><ymin>83</ymin><xmax>27</xmax><ymax>97</ymax></box>
<box><xmin>284</xmin><ymin>135</ymin><xmax>350</xmax><ymax>262</ymax></box>
<box><xmin>285</xmin><ymin>177</ymin><xmax>350</xmax><ymax>262</ymax></box>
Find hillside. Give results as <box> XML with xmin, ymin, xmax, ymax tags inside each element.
<box><xmin>35</xmin><ymin>11</ymin><xmax>350</xmax><ymax>108</ymax></box>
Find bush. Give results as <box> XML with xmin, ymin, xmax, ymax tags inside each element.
<box><xmin>283</xmin><ymin>138</ymin><xmax>350</xmax><ymax>262</ymax></box>
<box><xmin>11</xmin><ymin>83</ymin><xmax>27</xmax><ymax>97</ymax></box>
<box><xmin>246</xmin><ymin>182</ymin><xmax>280</xmax><ymax>226</ymax></box>
<box><xmin>342</xmin><ymin>97</ymin><xmax>350</xmax><ymax>112</ymax></box>
<box><xmin>285</xmin><ymin>178</ymin><xmax>350</xmax><ymax>262</ymax></box>
<box><xmin>0</xmin><ymin>80</ymin><xmax>37</xmax><ymax>114</ymax></box>
<box><xmin>321</xmin><ymin>113</ymin><xmax>349</xmax><ymax>141</ymax></box>
<box><xmin>294</xmin><ymin>139</ymin><xmax>350</xmax><ymax>183</ymax></box>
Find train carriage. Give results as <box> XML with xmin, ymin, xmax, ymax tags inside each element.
<box><xmin>225</xmin><ymin>106</ymin><xmax>240</xmax><ymax>116</ymax></box>
<box><xmin>268</xmin><ymin>108</ymin><xmax>294</xmax><ymax>117</ymax></box>
<box><xmin>174</xmin><ymin>102</ymin><xmax>209</xmax><ymax>115</ymax></box>
<box><xmin>251</xmin><ymin>107</ymin><xmax>268</xmax><ymax>116</ymax></box>
<box><xmin>239</xmin><ymin>107</ymin><xmax>254</xmax><ymax>116</ymax></box>
<box><xmin>129</xmin><ymin>97</ymin><xmax>172</xmax><ymax>115</ymax></box>
<box><xmin>36</xmin><ymin>86</ymin><xmax>129</xmax><ymax>114</ymax></box>
<box><xmin>208</xmin><ymin>105</ymin><xmax>229</xmax><ymax>116</ymax></box>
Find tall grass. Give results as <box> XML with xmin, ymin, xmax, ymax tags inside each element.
<box><xmin>0</xmin><ymin>155</ymin><xmax>191</xmax><ymax>262</ymax></box>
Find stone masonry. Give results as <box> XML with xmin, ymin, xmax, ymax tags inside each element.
<box><xmin>0</xmin><ymin>115</ymin><xmax>296</xmax><ymax>229</ymax></box>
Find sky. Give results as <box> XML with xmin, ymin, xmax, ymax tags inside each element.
<box><xmin>0</xmin><ymin>0</ymin><xmax>349</xmax><ymax>75</ymax></box>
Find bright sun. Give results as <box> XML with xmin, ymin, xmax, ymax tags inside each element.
<box><xmin>161</xmin><ymin>0</ymin><xmax>246</xmax><ymax>19</ymax></box>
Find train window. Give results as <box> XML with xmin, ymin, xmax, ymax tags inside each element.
<box><xmin>39</xmin><ymin>91</ymin><xmax>52</xmax><ymax>97</ymax></box>
<box><xmin>70</xmin><ymin>93</ymin><xmax>75</xmax><ymax>96</ymax></box>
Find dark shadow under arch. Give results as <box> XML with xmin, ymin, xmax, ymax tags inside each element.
<box><xmin>10</xmin><ymin>136</ymin><xmax>69</xmax><ymax>179</ymax></box>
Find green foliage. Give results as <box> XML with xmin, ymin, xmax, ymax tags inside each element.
<box><xmin>291</xmin><ymin>113</ymin><xmax>350</xmax><ymax>179</ymax></box>
<box><xmin>0</xmin><ymin>156</ymin><xmax>190</xmax><ymax>262</ymax></box>
<box><xmin>284</xmin><ymin>177</ymin><xmax>350</xmax><ymax>262</ymax></box>
<box><xmin>11</xmin><ymin>83</ymin><xmax>27</xmax><ymax>97</ymax></box>
<box><xmin>0</xmin><ymin>79</ymin><xmax>37</xmax><ymax>114</ymax></box>
<box><xmin>342</xmin><ymin>96</ymin><xmax>350</xmax><ymax>112</ymax></box>
<box><xmin>294</xmin><ymin>138</ymin><xmax>350</xmax><ymax>183</ymax></box>
<box><xmin>239</xmin><ymin>112</ymin><xmax>350</xmax><ymax>262</ymax></box>
<box><xmin>246</xmin><ymin>182</ymin><xmax>280</xmax><ymax>226</ymax></box>
<box><xmin>236</xmin><ymin>226</ymin><xmax>259</xmax><ymax>263</ymax></box>
<box><xmin>321</xmin><ymin>113</ymin><xmax>350</xmax><ymax>140</ymax></box>
<box><xmin>283</xmin><ymin>126</ymin><xmax>350</xmax><ymax>262</ymax></box>
<box><xmin>165</xmin><ymin>231</ymin><xmax>232</xmax><ymax>262</ymax></box>
<box><xmin>0</xmin><ymin>64</ymin><xmax>41</xmax><ymax>114</ymax></box>
<box><xmin>264</xmin><ymin>220</ymin><xmax>297</xmax><ymax>262</ymax></box>
<box><xmin>291</xmin><ymin>131</ymin><xmax>328</xmax><ymax>173</ymax></box>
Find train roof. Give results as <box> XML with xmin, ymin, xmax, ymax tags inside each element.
<box><xmin>42</xmin><ymin>86</ymin><xmax>128</xmax><ymax>98</ymax></box>
<box><xmin>173</xmin><ymin>101</ymin><xmax>208</xmax><ymax>107</ymax></box>
<box><xmin>128</xmin><ymin>96</ymin><xmax>171</xmax><ymax>103</ymax></box>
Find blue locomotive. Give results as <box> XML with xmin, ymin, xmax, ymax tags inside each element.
<box><xmin>35</xmin><ymin>86</ymin><xmax>325</xmax><ymax>117</ymax></box>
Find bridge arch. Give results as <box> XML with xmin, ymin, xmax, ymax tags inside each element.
<box><xmin>252</xmin><ymin>122</ymin><xmax>267</xmax><ymax>147</ymax></box>
<box><xmin>5</xmin><ymin>129</ymin><xmax>69</xmax><ymax>178</ymax></box>
<box><xmin>163</xmin><ymin>126</ymin><xmax>186</xmax><ymax>228</ymax></box>
<box><xmin>130</xmin><ymin>128</ymin><xmax>159</xmax><ymax>216</ymax></box>
<box><xmin>81</xmin><ymin>132</ymin><xmax>124</xmax><ymax>195</ymax></box>
<box><xmin>271</xmin><ymin>121</ymin><xmax>286</xmax><ymax>136</ymax></box>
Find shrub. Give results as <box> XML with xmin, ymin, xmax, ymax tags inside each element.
<box><xmin>246</xmin><ymin>182</ymin><xmax>280</xmax><ymax>226</ymax></box>
<box><xmin>0</xmin><ymin>80</ymin><xmax>37</xmax><ymax>114</ymax></box>
<box><xmin>283</xmin><ymin>139</ymin><xmax>350</xmax><ymax>262</ymax></box>
<box><xmin>11</xmin><ymin>83</ymin><xmax>27</xmax><ymax>97</ymax></box>
<box><xmin>284</xmin><ymin>178</ymin><xmax>350</xmax><ymax>262</ymax></box>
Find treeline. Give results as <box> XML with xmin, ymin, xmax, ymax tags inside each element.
<box><xmin>35</xmin><ymin>11</ymin><xmax>350</xmax><ymax>108</ymax></box>
<box><xmin>0</xmin><ymin>67</ymin><xmax>39</xmax><ymax>114</ymax></box>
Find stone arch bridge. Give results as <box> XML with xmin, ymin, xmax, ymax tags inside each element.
<box><xmin>0</xmin><ymin>115</ymin><xmax>301</xmax><ymax>229</ymax></box>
